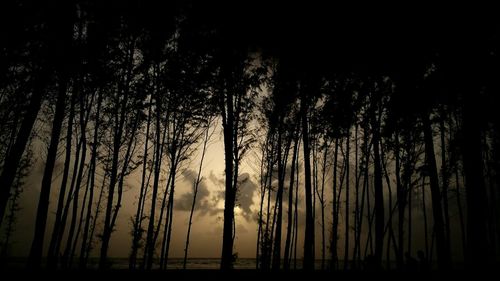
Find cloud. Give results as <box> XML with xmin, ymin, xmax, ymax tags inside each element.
<box><xmin>176</xmin><ymin>170</ymin><xmax>257</xmax><ymax>221</ymax></box>
<box><xmin>236</xmin><ymin>173</ymin><xmax>258</xmax><ymax>221</ymax></box>
<box><xmin>175</xmin><ymin>169</ymin><xmax>212</xmax><ymax>216</ymax></box>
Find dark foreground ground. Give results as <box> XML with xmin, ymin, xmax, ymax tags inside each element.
<box><xmin>0</xmin><ymin>269</ymin><xmax>493</xmax><ymax>281</ymax></box>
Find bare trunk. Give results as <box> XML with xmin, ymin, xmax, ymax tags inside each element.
<box><xmin>129</xmin><ymin>100</ymin><xmax>152</xmax><ymax>269</ymax></box>
<box><xmin>422</xmin><ymin>113</ymin><xmax>450</xmax><ymax>270</ymax></box>
<box><xmin>344</xmin><ymin>129</ymin><xmax>350</xmax><ymax>270</ymax></box>
<box><xmin>220</xmin><ymin>87</ymin><xmax>235</xmax><ymax>270</ymax></box>
<box><xmin>47</xmin><ymin>92</ymin><xmax>76</xmax><ymax>268</ymax></box>
<box><xmin>0</xmin><ymin>75</ymin><xmax>46</xmax><ymax>227</ymax></box>
<box><xmin>183</xmin><ymin>122</ymin><xmax>212</xmax><ymax>269</ymax></box>
<box><xmin>80</xmin><ymin>91</ymin><xmax>103</xmax><ymax>269</ymax></box>
<box><xmin>28</xmin><ymin>80</ymin><xmax>67</xmax><ymax>268</ymax></box>
<box><xmin>331</xmin><ymin>137</ymin><xmax>339</xmax><ymax>270</ymax></box>
<box><xmin>301</xmin><ymin>89</ymin><xmax>314</xmax><ymax>271</ymax></box>
<box><xmin>283</xmin><ymin>135</ymin><xmax>298</xmax><ymax>270</ymax></box>
<box><xmin>373</xmin><ymin>115</ymin><xmax>384</xmax><ymax>266</ymax></box>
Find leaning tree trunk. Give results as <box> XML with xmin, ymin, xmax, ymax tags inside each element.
<box><xmin>28</xmin><ymin>80</ymin><xmax>67</xmax><ymax>268</ymax></box>
<box><xmin>0</xmin><ymin>75</ymin><xmax>46</xmax><ymax>227</ymax></box>
<box><xmin>47</xmin><ymin>92</ymin><xmax>76</xmax><ymax>268</ymax></box>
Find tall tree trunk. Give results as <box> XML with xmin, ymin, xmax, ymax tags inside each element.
<box><xmin>462</xmin><ymin>93</ymin><xmax>491</xmax><ymax>269</ymax></box>
<box><xmin>62</xmin><ymin>94</ymin><xmax>88</xmax><ymax>269</ymax></box>
<box><xmin>357</xmin><ymin>122</ymin><xmax>371</xmax><ymax>265</ymax></box>
<box><xmin>145</xmin><ymin>98</ymin><xmax>164</xmax><ymax>270</ymax></box>
<box><xmin>129</xmin><ymin>100</ymin><xmax>152</xmax><ymax>270</ymax></box>
<box><xmin>221</xmin><ymin>88</ymin><xmax>236</xmax><ymax>270</ymax></box>
<box><xmin>422</xmin><ymin>113</ymin><xmax>450</xmax><ymax>270</ymax></box>
<box><xmin>319</xmin><ymin>142</ymin><xmax>328</xmax><ymax>270</ymax></box>
<box><xmin>183</xmin><ymin>121</ymin><xmax>212</xmax><ymax>269</ymax></box>
<box><xmin>0</xmin><ymin>75</ymin><xmax>46</xmax><ymax>227</ymax></box>
<box><xmin>256</xmin><ymin>140</ymin><xmax>269</xmax><ymax>269</ymax></box>
<box><xmin>272</xmin><ymin>127</ymin><xmax>290</xmax><ymax>270</ymax></box>
<box><xmin>439</xmin><ymin>108</ymin><xmax>452</xmax><ymax>264</ymax></box>
<box><xmin>344</xmin><ymin>129</ymin><xmax>350</xmax><ymax>270</ymax></box>
<box><xmin>422</xmin><ymin>175</ymin><xmax>429</xmax><ymax>258</ymax></box>
<box><xmin>331</xmin><ymin>137</ymin><xmax>339</xmax><ymax>270</ymax></box>
<box><xmin>301</xmin><ymin>88</ymin><xmax>314</xmax><ymax>271</ymax></box>
<box><xmin>283</xmin><ymin>135</ymin><xmax>298</xmax><ymax>270</ymax></box>
<box><xmin>262</xmin><ymin>141</ymin><xmax>274</xmax><ymax>271</ymax></box>
<box><xmin>66</xmin><ymin>91</ymin><xmax>94</xmax><ymax>267</ymax></box>
<box><xmin>373</xmin><ymin>113</ymin><xmax>384</xmax><ymax>266</ymax></box>
<box><xmin>80</xmin><ymin>91</ymin><xmax>103</xmax><ymax>269</ymax></box>
<box><xmin>395</xmin><ymin>130</ymin><xmax>405</xmax><ymax>270</ymax></box>
<box><xmin>353</xmin><ymin>124</ymin><xmax>361</xmax><ymax>268</ymax></box>
<box><xmin>47</xmin><ymin>92</ymin><xmax>76</xmax><ymax>268</ymax></box>
<box><xmin>28</xmin><ymin>80</ymin><xmax>67</xmax><ymax>268</ymax></box>
<box><xmin>99</xmin><ymin>97</ymin><xmax>128</xmax><ymax>269</ymax></box>
<box><xmin>293</xmin><ymin>141</ymin><xmax>300</xmax><ymax>270</ymax></box>
<box><xmin>160</xmin><ymin>156</ymin><xmax>178</xmax><ymax>270</ymax></box>
<box><xmin>408</xmin><ymin>172</ymin><xmax>413</xmax><ymax>255</ymax></box>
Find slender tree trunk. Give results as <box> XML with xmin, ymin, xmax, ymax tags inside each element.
<box><xmin>85</xmin><ymin>163</ymin><xmax>108</xmax><ymax>264</ymax></box>
<box><xmin>129</xmin><ymin>100</ymin><xmax>151</xmax><ymax>270</ymax></box>
<box><xmin>344</xmin><ymin>129</ymin><xmax>350</xmax><ymax>270</ymax></box>
<box><xmin>183</xmin><ymin>121</ymin><xmax>212</xmax><ymax>269</ymax></box>
<box><xmin>0</xmin><ymin>75</ymin><xmax>46</xmax><ymax>227</ymax></box>
<box><xmin>221</xmin><ymin>87</ymin><xmax>236</xmax><ymax>270</ymax></box>
<box><xmin>262</xmin><ymin>142</ymin><xmax>274</xmax><ymax>271</ymax></box>
<box><xmin>293</xmin><ymin>140</ymin><xmax>300</xmax><ymax>270</ymax></box>
<box><xmin>422</xmin><ymin>175</ymin><xmax>429</xmax><ymax>258</ymax></box>
<box><xmin>319</xmin><ymin>142</ymin><xmax>328</xmax><ymax>270</ymax></box>
<box><xmin>373</xmin><ymin>114</ymin><xmax>384</xmax><ymax>266</ymax></box>
<box><xmin>272</xmin><ymin>127</ymin><xmax>290</xmax><ymax>270</ymax></box>
<box><xmin>353</xmin><ymin>124</ymin><xmax>360</xmax><ymax>268</ymax></box>
<box><xmin>28</xmin><ymin>80</ymin><xmax>67</xmax><ymax>268</ymax></box>
<box><xmin>301</xmin><ymin>89</ymin><xmax>314</xmax><ymax>271</ymax></box>
<box><xmin>283</xmin><ymin>135</ymin><xmax>298</xmax><ymax>270</ymax></box>
<box><xmin>62</xmin><ymin>94</ymin><xmax>89</xmax><ymax>269</ymax></box>
<box><xmin>67</xmin><ymin>92</ymin><xmax>94</xmax><ymax>267</ymax></box>
<box><xmin>439</xmin><ymin>108</ymin><xmax>452</xmax><ymax>264</ymax></box>
<box><xmin>408</xmin><ymin>173</ymin><xmax>413</xmax><ymax>255</ymax></box>
<box><xmin>422</xmin><ymin>113</ymin><xmax>450</xmax><ymax>270</ymax></box>
<box><xmin>395</xmin><ymin>130</ymin><xmax>405</xmax><ymax>270</ymax></box>
<box><xmin>145</xmin><ymin>98</ymin><xmax>164</xmax><ymax>270</ymax></box>
<box><xmin>47</xmin><ymin>92</ymin><xmax>76</xmax><ymax>268</ymax></box>
<box><xmin>256</xmin><ymin>142</ymin><xmax>268</xmax><ymax>269</ymax></box>
<box><xmin>357</xmin><ymin>122</ymin><xmax>370</xmax><ymax>265</ymax></box>
<box><xmin>462</xmin><ymin>94</ymin><xmax>491</xmax><ymax>269</ymax></box>
<box><xmin>99</xmin><ymin>99</ymin><xmax>128</xmax><ymax>269</ymax></box>
<box><xmin>161</xmin><ymin>157</ymin><xmax>178</xmax><ymax>270</ymax></box>
<box><xmin>381</xmin><ymin>138</ymin><xmax>397</xmax><ymax>270</ymax></box>
<box><xmin>80</xmin><ymin>91</ymin><xmax>103</xmax><ymax>269</ymax></box>
<box><xmin>331</xmin><ymin>137</ymin><xmax>339</xmax><ymax>270</ymax></box>
<box><xmin>455</xmin><ymin>163</ymin><xmax>467</xmax><ymax>257</ymax></box>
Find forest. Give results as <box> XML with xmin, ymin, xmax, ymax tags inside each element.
<box><xmin>1</xmin><ymin>0</ymin><xmax>500</xmax><ymax>276</ymax></box>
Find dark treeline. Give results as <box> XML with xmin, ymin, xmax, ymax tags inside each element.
<box><xmin>1</xmin><ymin>0</ymin><xmax>500</xmax><ymax>273</ymax></box>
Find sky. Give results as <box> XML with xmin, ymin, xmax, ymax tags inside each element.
<box><xmin>10</xmin><ymin>120</ymin><xmax>308</xmax><ymax>259</ymax></box>
<box><xmin>6</xmin><ymin>116</ymin><xmax>465</xmax><ymax>261</ymax></box>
